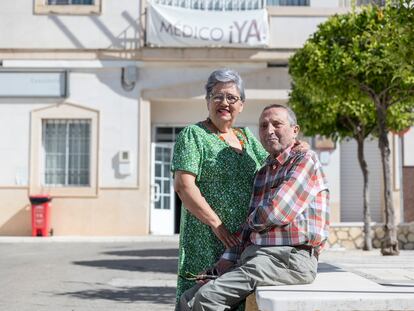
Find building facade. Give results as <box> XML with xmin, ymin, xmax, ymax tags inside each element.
<box><xmin>0</xmin><ymin>0</ymin><xmax>411</xmax><ymax>237</ymax></box>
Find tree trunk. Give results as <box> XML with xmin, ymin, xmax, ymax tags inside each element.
<box><xmin>377</xmin><ymin>106</ymin><xmax>400</xmax><ymax>256</ymax></box>
<box><xmin>356</xmin><ymin>136</ymin><xmax>372</xmax><ymax>250</ymax></box>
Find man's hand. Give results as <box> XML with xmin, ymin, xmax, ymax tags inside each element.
<box><xmin>195</xmin><ymin>259</ymin><xmax>235</xmax><ymax>286</ymax></box>
<box><xmin>214</xmin><ymin>258</ymin><xmax>235</xmax><ymax>275</ymax></box>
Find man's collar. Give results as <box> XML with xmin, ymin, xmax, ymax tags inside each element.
<box><xmin>266</xmin><ymin>143</ymin><xmax>295</xmax><ymax>166</ymax></box>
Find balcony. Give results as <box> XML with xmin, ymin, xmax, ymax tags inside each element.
<box><xmin>151</xmin><ymin>0</ymin><xmax>388</xmax><ymax>10</ymax></box>
<box><xmin>152</xmin><ymin>0</ymin><xmax>310</xmax><ymax>11</ymax></box>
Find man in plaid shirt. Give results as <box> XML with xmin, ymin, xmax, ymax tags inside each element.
<box><xmin>180</xmin><ymin>104</ymin><xmax>330</xmax><ymax>311</ymax></box>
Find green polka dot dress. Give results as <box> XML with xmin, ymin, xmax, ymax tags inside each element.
<box><xmin>171</xmin><ymin>122</ymin><xmax>268</xmax><ymax>305</ymax></box>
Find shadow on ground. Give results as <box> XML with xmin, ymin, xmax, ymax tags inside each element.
<box><xmin>103</xmin><ymin>248</ymin><xmax>179</xmax><ymax>257</ymax></box>
<box><xmin>56</xmin><ymin>286</ymin><xmax>176</xmax><ymax>304</ymax></box>
<box><xmin>317</xmin><ymin>263</ymin><xmax>345</xmax><ymax>273</ymax></box>
<box><xmin>73</xmin><ymin>258</ymin><xmax>178</xmax><ymax>273</ymax></box>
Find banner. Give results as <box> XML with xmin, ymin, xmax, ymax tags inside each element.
<box><xmin>147</xmin><ymin>3</ymin><xmax>269</xmax><ymax>48</ymax></box>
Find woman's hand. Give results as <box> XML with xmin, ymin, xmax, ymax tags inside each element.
<box><xmin>211</xmin><ymin>223</ymin><xmax>239</xmax><ymax>249</ymax></box>
<box><xmin>293</xmin><ymin>139</ymin><xmax>310</xmax><ymax>153</ymax></box>
<box><xmin>174</xmin><ymin>171</ymin><xmax>240</xmax><ymax>249</ymax></box>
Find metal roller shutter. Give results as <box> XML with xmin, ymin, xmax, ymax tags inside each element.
<box><xmin>340</xmin><ymin>138</ymin><xmax>383</xmax><ymax>222</ymax></box>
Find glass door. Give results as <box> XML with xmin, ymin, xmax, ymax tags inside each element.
<box><xmin>150</xmin><ymin>143</ymin><xmax>175</xmax><ymax>235</ymax></box>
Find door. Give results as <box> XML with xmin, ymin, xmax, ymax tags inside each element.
<box><xmin>150</xmin><ymin>143</ymin><xmax>175</xmax><ymax>234</ymax></box>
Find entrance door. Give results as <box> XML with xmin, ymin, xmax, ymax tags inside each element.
<box><xmin>150</xmin><ymin>143</ymin><xmax>175</xmax><ymax>235</ymax></box>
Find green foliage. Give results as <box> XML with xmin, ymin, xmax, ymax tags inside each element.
<box><xmin>289</xmin><ymin>0</ymin><xmax>414</xmax><ymax>139</ymax></box>
<box><xmin>289</xmin><ymin>82</ymin><xmax>376</xmax><ymax>140</ymax></box>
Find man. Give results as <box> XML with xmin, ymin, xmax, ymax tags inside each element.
<box><xmin>180</xmin><ymin>104</ymin><xmax>330</xmax><ymax>311</ymax></box>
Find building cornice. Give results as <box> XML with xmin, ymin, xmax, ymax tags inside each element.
<box><xmin>0</xmin><ymin>47</ymin><xmax>295</xmax><ymax>64</ymax></box>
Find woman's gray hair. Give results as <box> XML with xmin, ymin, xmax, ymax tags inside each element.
<box><xmin>205</xmin><ymin>68</ymin><xmax>245</xmax><ymax>102</ymax></box>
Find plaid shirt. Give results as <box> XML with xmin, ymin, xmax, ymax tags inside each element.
<box><xmin>222</xmin><ymin>144</ymin><xmax>330</xmax><ymax>262</ymax></box>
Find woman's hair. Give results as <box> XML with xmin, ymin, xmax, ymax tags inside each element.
<box><xmin>205</xmin><ymin>68</ymin><xmax>245</xmax><ymax>102</ymax></box>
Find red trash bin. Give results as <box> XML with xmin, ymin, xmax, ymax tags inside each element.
<box><xmin>30</xmin><ymin>195</ymin><xmax>52</xmax><ymax>237</ymax></box>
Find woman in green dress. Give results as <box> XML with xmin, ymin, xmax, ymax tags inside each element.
<box><xmin>172</xmin><ymin>68</ymin><xmax>268</xmax><ymax>309</ymax></box>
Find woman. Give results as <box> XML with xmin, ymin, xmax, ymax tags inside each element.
<box><xmin>171</xmin><ymin>68</ymin><xmax>268</xmax><ymax>307</ymax></box>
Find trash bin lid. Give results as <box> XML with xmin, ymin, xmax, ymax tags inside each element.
<box><xmin>29</xmin><ymin>195</ymin><xmax>52</xmax><ymax>204</ymax></box>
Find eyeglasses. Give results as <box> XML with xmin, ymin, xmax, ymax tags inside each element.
<box><xmin>210</xmin><ymin>93</ymin><xmax>241</xmax><ymax>105</ymax></box>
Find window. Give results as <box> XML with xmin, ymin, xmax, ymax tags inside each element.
<box><xmin>30</xmin><ymin>103</ymin><xmax>99</xmax><ymax>197</ymax></box>
<box><xmin>266</xmin><ymin>0</ymin><xmax>310</xmax><ymax>6</ymax></box>
<box><xmin>43</xmin><ymin>120</ymin><xmax>91</xmax><ymax>187</ymax></box>
<box><xmin>48</xmin><ymin>0</ymin><xmax>94</xmax><ymax>4</ymax></box>
<box><xmin>34</xmin><ymin>0</ymin><xmax>101</xmax><ymax>15</ymax></box>
<box><xmin>154</xmin><ymin>126</ymin><xmax>184</xmax><ymax>142</ymax></box>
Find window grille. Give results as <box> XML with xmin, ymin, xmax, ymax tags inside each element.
<box><xmin>47</xmin><ymin>0</ymin><xmax>94</xmax><ymax>5</ymax></box>
<box><xmin>42</xmin><ymin>120</ymin><xmax>91</xmax><ymax>187</ymax></box>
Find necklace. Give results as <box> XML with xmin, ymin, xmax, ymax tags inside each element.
<box><xmin>206</xmin><ymin>118</ymin><xmax>245</xmax><ymax>148</ymax></box>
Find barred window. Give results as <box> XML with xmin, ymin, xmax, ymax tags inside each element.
<box><xmin>47</xmin><ymin>0</ymin><xmax>94</xmax><ymax>4</ymax></box>
<box><xmin>35</xmin><ymin>0</ymin><xmax>101</xmax><ymax>15</ymax></box>
<box><xmin>42</xmin><ymin>120</ymin><xmax>91</xmax><ymax>187</ymax></box>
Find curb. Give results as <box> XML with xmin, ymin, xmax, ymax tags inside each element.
<box><xmin>0</xmin><ymin>235</ymin><xmax>180</xmax><ymax>243</ymax></box>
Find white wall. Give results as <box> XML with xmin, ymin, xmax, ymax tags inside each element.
<box><xmin>0</xmin><ymin>104</ymin><xmax>33</xmax><ymax>185</ymax></box>
<box><xmin>267</xmin><ymin>5</ymin><xmax>350</xmax><ymax>49</ymax></box>
<box><xmin>0</xmin><ymin>0</ymin><xmax>351</xmax><ymax>51</ymax></box>
<box><xmin>311</xmin><ymin>0</ymin><xmax>342</xmax><ymax>8</ymax></box>
<box><xmin>0</xmin><ymin>64</ymin><xmax>139</xmax><ymax>188</ymax></box>
<box><xmin>68</xmin><ymin>69</ymin><xmax>139</xmax><ymax>187</ymax></box>
<box><xmin>0</xmin><ymin>0</ymin><xmax>141</xmax><ymax>49</ymax></box>
<box><xmin>269</xmin><ymin>16</ymin><xmax>328</xmax><ymax>48</ymax></box>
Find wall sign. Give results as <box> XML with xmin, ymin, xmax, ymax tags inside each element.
<box><xmin>0</xmin><ymin>71</ymin><xmax>67</xmax><ymax>98</ymax></box>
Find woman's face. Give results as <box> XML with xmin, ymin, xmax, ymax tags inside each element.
<box><xmin>207</xmin><ymin>82</ymin><xmax>244</xmax><ymax>125</ymax></box>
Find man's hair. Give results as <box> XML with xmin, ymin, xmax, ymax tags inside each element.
<box><xmin>262</xmin><ymin>104</ymin><xmax>298</xmax><ymax>126</ymax></box>
<box><xmin>205</xmin><ymin>68</ymin><xmax>245</xmax><ymax>102</ymax></box>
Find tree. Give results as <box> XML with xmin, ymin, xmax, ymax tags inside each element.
<box><xmin>289</xmin><ymin>0</ymin><xmax>414</xmax><ymax>255</ymax></box>
<box><xmin>289</xmin><ymin>84</ymin><xmax>377</xmax><ymax>250</ymax></box>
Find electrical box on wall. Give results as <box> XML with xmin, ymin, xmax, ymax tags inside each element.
<box><xmin>119</xmin><ymin>150</ymin><xmax>130</xmax><ymax>163</ymax></box>
<box><xmin>118</xmin><ymin>150</ymin><xmax>131</xmax><ymax>175</ymax></box>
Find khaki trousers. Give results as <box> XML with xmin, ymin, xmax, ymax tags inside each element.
<box><xmin>179</xmin><ymin>245</ymin><xmax>318</xmax><ymax>311</ymax></box>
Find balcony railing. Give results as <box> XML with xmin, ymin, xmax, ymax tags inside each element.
<box><xmin>151</xmin><ymin>0</ymin><xmax>386</xmax><ymax>11</ymax></box>
<box><xmin>340</xmin><ymin>0</ymin><xmax>387</xmax><ymax>6</ymax></box>
<box><xmin>268</xmin><ymin>0</ymin><xmax>309</xmax><ymax>5</ymax></box>
<box><xmin>152</xmin><ymin>0</ymin><xmax>309</xmax><ymax>11</ymax></box>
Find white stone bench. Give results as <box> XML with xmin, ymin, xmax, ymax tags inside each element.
<box><xmin>251</xmin><ymin>264</ymin><xmax>414</xmax><ymax>311</ymax></box>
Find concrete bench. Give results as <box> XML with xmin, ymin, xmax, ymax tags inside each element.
<box><xmin>246</xmin><ymin>263</ymin><xmax>414</xmax><ymax>311</ymax></box>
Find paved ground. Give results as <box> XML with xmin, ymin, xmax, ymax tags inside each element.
<box><xmin>319</xmin><ymin>247</ymin><xmax>414</xmax><ymax>286</ymax></box>
<box><xmin>1</xmin><ymin>236</ymin><xmax>413</xmax><ymax>311</ymax></box>
<box><xmin>0</xmin><ymin>236</ymin><xmax>178</xmax><ymax>311</ymax></box>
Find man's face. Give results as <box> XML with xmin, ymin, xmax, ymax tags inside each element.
<box><xmin>259</xmin><ymin>107</ymin><xmax>300</xmax><ymax>156</ymax></box>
